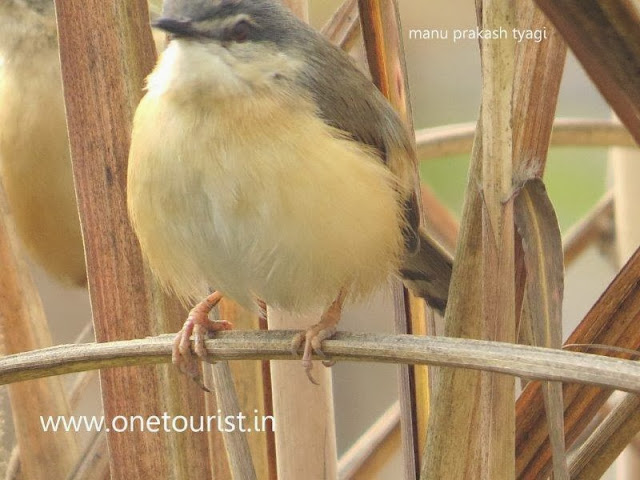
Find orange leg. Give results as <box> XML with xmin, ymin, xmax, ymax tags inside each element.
<box><xmin>291</xmin><ymin>288</ymin><xmax>347</xmax><ymax>384</ymax></box>
<box><xmin>172</xmin><ymin>291</ymin><xmax>232</xmax><ymax>389</ymax></box>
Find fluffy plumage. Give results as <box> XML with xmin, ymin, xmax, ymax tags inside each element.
<box><xmin>128</xmin><ymin>39</ymin><xmax>407</xmax><ymax>312</ymax></box>
<box><xmin>128</xmin><ymin>0</ymin><xmax>453</xmax><ymax>330</ymax></box>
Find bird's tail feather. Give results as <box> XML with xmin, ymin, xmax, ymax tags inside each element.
<box><xmin>399</xmin><ymin>228</ymin><xmax>453</xmax><ymax>314</ymax></box>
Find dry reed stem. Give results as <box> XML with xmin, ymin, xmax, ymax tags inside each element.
<box><xmin>516</xmin><ymin>246</ymin><xmax>640</xmax><ymax>479</ymax></box>
<box><xmin>209</xmin><ymin>362</ymin><xmax>258</xmax><ymax>480</ymax></box>
<box><xmin>568</xmin><ymin>394</ymin><xmax>640</xmax><ymax>479</ymax></box>
<box><xmin>358</xmin><ymin>1</ymin><xmax>426</xmax><ymax>477</ymax></box>
<box><xmin>421</xmin><ymin>119</ymin><xmax>484</xmax><ymax>480</ymax></box>
<box><xmin>533</xmin><ymin>0</ymin><xmax>640</xmax><ymax>144</ymax></box>
<box><xmin>208</xmin><ymin>301</ymin><xmax>272</xmax><ymax>480</ymax></box>
<box><xmin>416</xmin><ymin>118</ymin><xmax>636</xmax><ymax>160</ymax></box>
<box><xmin>562</xmin><ymin>191</ymin><xmax>614</xmax><ymax>266</ymax></box>
<box><xmin>479</xmin><ymin>2</ymin><xmax>517</xmax><ymax>477</ymax></box>
<box><xmin>321</xmin><ymin>0</ymin><xmax>360</xmax><ymax>50</ymax></box>
<box><xmin>338</xmin><ymin>403</ymin><xmax>401</xmax><ymax>480</ymax></box>
<box><xmin>66</xmin><ymin>432</ymin><xmax>110</xmax><ymax>480</ymax></box>
<box><xmin>608</xmin><ymin>106</ymin><xmax>640</xmax><ymax>477</ymax></box>
<box><xmin>1</xmin><ymin>331</ymin><xmax>640</xmax><ymax>393</ymax></box>
<box><xmin>0</xmin><ymin>178</ymin><xmax>80</xmax><ymax>479</ymax></box>
<box><xmin>54</xmin><ymin>1</ymin><xmax>212</xmax><ymax>478</ymax></box>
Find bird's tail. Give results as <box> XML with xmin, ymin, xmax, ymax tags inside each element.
<box><xmin>399</xmin><ymin>228</ymin><xmax>453</xmax><ymax>314</ymax></box>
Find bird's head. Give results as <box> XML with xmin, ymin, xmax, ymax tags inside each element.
<box><xmin>149</xmin><ymin>0</ymin><xmax>312</xmax><ymax>99</ymax></box>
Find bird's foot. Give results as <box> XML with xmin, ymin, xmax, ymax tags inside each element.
<box><xmin>172</xmin><ymin>291</ymin><xmax>232</xmax><ymax>391</ymax></box>
<box><xmin>291</xmin><ymin>290</ymin><xmax>346</xmax><ymax>384</ymax></box>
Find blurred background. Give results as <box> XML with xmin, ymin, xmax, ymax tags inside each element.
<box><xmin>1</xmin><ymin>0</ymin><xmax>626</xmax><ymax>479</ymax></box>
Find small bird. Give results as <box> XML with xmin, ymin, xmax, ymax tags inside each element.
<box><xmin>0</xmin><ymin>0</ymin><xmax>86</xmax><ymax>286</ymax></box>
<box><xmin>127</xmin><ymin>0</ymin><xmax>453</xmax><ymax>382</ymax></box>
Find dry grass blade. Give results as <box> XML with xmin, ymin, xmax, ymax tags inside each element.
<box><xmin>568</xmin><ymin>393</ymin><xmax>640</xmax><ymax>479</ymax></box>
<box><xmin>358</xmin><ymin>1</ymin><xmax>425</xmax><ymax>477</ymax></box>
<box><xmin>516</xmin><ymin>246</ymin><xmax>640</xmax><ymax>479</ymax></box>
<box><xmin>507</xmin><ymin>5</ymin><xmax>568</xmax><ymax>477</ymax></box>
<box><xmin>514</xmin><ymin>179</ymin><xmax>567</xmax><ymax>479</ymax></box>
<box><xmin>416</xmin><ymin>118</ymin><xmax>636</xmax><ymax>160</ymax></box>
<box><xmin>321</xmin><ymin>0</ymin><xmax>360</xmax><ymax>50</ymax></box>
<box><xmin>0</xmin><ymin>180</ymin><xmax>80</xmax><ymax>478</ymax></box>
<box><xmin>338</xmin><ymin>403</ymin><xmax>401</xmax><ymax>480</ymax></box>
<box><xmin>208</xmin><ymin>301</ymin><xmax>273</xmax><ymax>480</ymax></box>
<box><xmin>54</xmin><ymin>1</ymin><xmax>212</xmax><ymax>478</ymax></box>
<box><xmin>533</xmin><ymin>0</ymin><xmax>640</xmax><ymax>143</ymax></box>
<box><xmin>209</xmin><ymin>362</ymin><xmax>258</xmax><ymax>480</ymax></box>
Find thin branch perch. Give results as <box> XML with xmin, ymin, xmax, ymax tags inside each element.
<box><xmin>1</xmin><ymin>331</ymin><xmax>640</xmax><ymax>393</ymax></box>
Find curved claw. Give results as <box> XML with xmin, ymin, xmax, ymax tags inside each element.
<box><xmin>292</xmin><ymin>323</ymin><xmax>338</xmax><ymax>384</ymax></box>
<box><xmin>171</xmin><ymin>291</ymin><xmax>231</xmax><ymax>390</ymax></box>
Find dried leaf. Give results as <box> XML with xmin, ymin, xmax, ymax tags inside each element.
<box><xmin>515</xmin><ymin>178</ymin><xmax>564</xmax><ymax>350</ymax></box>
<box><xmin>515</xmin><ymin>178</ymin><xmax>567</xmax><ymax>480</ymax></box>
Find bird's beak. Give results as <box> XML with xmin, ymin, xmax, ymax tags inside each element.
<box><xmin>152</xmin><ymin>17</ymin><xmax>196</xmax><ymax>37</ymax></box>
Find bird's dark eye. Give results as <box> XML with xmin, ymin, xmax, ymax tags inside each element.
<box><xmin>229</xmin><ymin>20</ymin><xmax>250</xmax><ymax>42</ymax></box>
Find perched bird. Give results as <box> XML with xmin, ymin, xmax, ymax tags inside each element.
<box><xmin>127</xmin><ymin>0</ymin><xmax>453</xmax><ymax>381</ymax></box>
<box><xmin>0</xmin><ymin>0</ymin><xmax>168</xmax><ymax>288</ymax></box>
<box><xmin>0</xmin><ymin>0</ymin><xmax>86</xmax><ymax>286</ymax></box>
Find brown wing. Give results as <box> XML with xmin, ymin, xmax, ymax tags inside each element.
<box><xmin>296</xmin><ymin>31</ymin><xmax>421</xmax><ymax>252</ymax></box>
